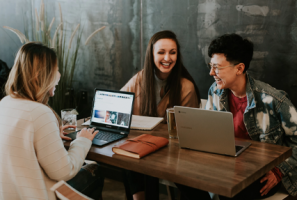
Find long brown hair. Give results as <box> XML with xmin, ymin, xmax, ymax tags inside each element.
<box><xmin>140</xmin><ymin>30</ymin><xmax>201</xmax><ymax>116</ymax></box>
<box><xmin>5</xmin><ymin>42</ymin><xmax>61</xmax><ymax>124</ymax></box>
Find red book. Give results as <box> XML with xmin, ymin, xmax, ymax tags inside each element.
<box><xmin>112</xmin><ymin>134</ymin><xmax>169</xmax><ymax>159</ymax></box>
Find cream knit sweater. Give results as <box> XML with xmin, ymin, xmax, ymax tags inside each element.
<box><xmin>0</xmin><ymin>96</ymin><xmax>92</xmax><ymax>200</ymax></box>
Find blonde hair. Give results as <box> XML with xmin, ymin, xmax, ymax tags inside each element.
<box><xmin>5</xmin><ymin>42</ymin><xmax>61</xmax><ymax>125</ymax></box>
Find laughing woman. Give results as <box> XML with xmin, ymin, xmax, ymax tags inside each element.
<box><xmin>121</xmin><ymin>30</ymin><xmax>201</xmax><ymax>119</ymax></box>
<box><xmin>0</xmin><ymin>42</ymin><xmax>104</xmax><ymax>200</ymax></box>
<box><xmin>121</xmin><ymin>30</ymin><xmax>210</xmax><ymax>200</ymax></box>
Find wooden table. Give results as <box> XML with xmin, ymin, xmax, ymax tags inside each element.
<box><xmin>64</xmin><ymin>119</ymin><xmax>292</xmax><ymax>198</ymax></box>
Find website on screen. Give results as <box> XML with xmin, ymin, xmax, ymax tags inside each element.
<box><xmin>91</xmin><ymin>91</ymin><xmax>133</xmax><ymax>128</ymax></box>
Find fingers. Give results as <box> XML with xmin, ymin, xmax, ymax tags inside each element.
<box><xmin>260</xmin><ymin>176</ymin><xmax>268</xmax><ymax>183</ymax></box>
<box><xmin>260</xmin><ymin>181</ymin><xmax>269</xmax><ymax>195</ymax></box>
<box><xmin>260</xmin><ymin>171</ymin><xmax>278</xmax><ymax>196</ymax></box>
<box><xmin>91</xmin><ymin>130</ymin><xmax>99</xmax><ymax>140</ymax></box>
<box><xmin>76</xmin><ymin>128</ymin><xmax>98</xmax><ymax>141</ymax></box>
<box><xmin>260</xmin><ymin>181</ymin><xmax>276</xmax><ymax>196</ymax></box>
<box><xmin>62</xmin><ymin>125</ymin><xmax>77</xmax><ymax>130</ymax></box>
<box><xmin>61</xmin><ymin>135</ymin><xmax>72</xmax><ymax>141</ymax></box>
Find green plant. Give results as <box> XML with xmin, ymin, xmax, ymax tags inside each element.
<box><xmin>3</xmin><ymin>1</ymin><xmax>105</xmax><ymax>115</ymax></box>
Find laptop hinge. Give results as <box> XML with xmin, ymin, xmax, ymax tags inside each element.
<box><xmin>91</xmin><ymin>126</ymin><xmax>129</xmax><ymax>135</ymax></box>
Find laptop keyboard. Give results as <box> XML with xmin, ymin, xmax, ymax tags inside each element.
<box><xmin>94</xmin><ymin>130</ymin><xmax>125</xmax><ymax>142</ymax></box>
<box><xmin>235</xmin><ymin>145</ymin><xmax>244</xmax><ymax>153</ymax></box>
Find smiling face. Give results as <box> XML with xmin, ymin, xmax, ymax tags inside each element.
<box><xmin>209</xmin><ymin>53</ymin><xmax>239</xmax><ymax>90</ymax></box>
<box><xmin>153</xmin><ymin>38</ymin><xmax>177</xmax><ymax>80</ymax></box>
<box><xmin>49</xmin><ymin>65</ymin><xmax>61</xmax><ymax>97</ymax></box>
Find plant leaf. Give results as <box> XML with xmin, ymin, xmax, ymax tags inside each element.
<box><xmin>85</xmin><ymin>26</ymin><xmax>106</xmax><ymax>45</ymax></box>
<box><xmin>3</xmin><ymin>26</ymin><xmax>27</xmax><ymax>43</ymax></box>
<box><xmin>51</xmin><ymin>22</ymin><xmax>62</xmax><ymax>48</ymax></box>
<box><xmin>68</xmin><ymin>24</ymin><xmax>80</xmax><ymax>49</ymax></box>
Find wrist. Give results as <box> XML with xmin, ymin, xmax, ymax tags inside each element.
<box><xmin>271</xmin><ymin>167</ymin><xmax>283</xmax><ymax>183</ymax></box>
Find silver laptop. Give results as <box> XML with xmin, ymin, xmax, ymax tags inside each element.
<box><xmin>174</xmin><ymin>106</ymin><xmax>251</xmax><ymax>156</ymax></box>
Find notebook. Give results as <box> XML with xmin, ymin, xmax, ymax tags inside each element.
<box><xmin>67</xmin><ymin>88</ymin><xmax>135</xmax><ymax>146</ymax></box>
<box><xmin>130</xmin><ymin>115</ymin><xmax>163</xmax><ymax>130</ymax></box>
<box><xmin>112</xmin><ymin>134</ymin><xmax>169</xmax><ymax>159</ymax></box>
<box><xmin>174</xmin><ymin>106</ymin><xmax>251</xmax><ymax>157</ymax></box>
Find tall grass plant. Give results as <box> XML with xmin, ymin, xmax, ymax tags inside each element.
<box><xmin>3</xmin><ymin>0</ymin><xmax>105</xmax><ymax>115</ymax></box>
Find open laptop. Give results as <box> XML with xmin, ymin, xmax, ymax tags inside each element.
<box><xmin>174</xmin><ymin>106</ymin><xmax>251</xmax><ymax>157</ymax></box>
<box><xmin>67</xmin><ymin>88</ymin><xmax>135</xmax><ymax>146</ymax></box>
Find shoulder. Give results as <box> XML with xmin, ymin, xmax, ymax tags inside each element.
<box><xmin>0</xmin><ymin>96</ymin><xmax>49</xmax><ymax>112</ymax></box>
<box><xmin>0</xmin><ymin>96</ymin><xmax>56</xmax><ymax>123</ymax></box>
<box><xmin>121</xmin><ymin>70</ymin><xmax>143</xmax><ymax>91</ymax></box>
<box><xmin>251</xmin><ymin>78</ymin><xmax>289</xmax><ymax>102</ymax></box>
<box><xmin>208</xmin><ymin>81</ymin><xmax>218</xmax><ymax>93</ymax></box>
<box><xmin>130</xmin><ymin>70</ymin><xmax>143</xmax><ymax>83</ymax></box>
<box><xmin>207</xmin><ymin>81</ymin><xmax>224</xmax><ymax>97</ymax></box>
<box><xmin>180</xmin><ymin>77</ymin><xmax>195</xmax><ymax>91</ymax></box>
<box><xmin>179</xmin><ymin>78</ymin><xmax>199</xmax><ymax>107</ymax></box>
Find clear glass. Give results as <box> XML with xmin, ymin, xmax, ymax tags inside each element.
<box><xmin>61</xmin><ymin>108</ymin><xmax>77</xmax><ymax>129</ymax></box>
<box><xmin>166</xmin><ymin>108</ymin><xmax>178</xmax><ymax>139</ymax></box>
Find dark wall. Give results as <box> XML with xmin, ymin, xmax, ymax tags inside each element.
<box><xmin>1</xmin><ymin>0</ymin><xmax>297</xmax><ymax>111</ymax></box>
<box><xmin>142</xmin><ymin>0</ymin><xmax>297</xmax><ymax>104</ymax></box>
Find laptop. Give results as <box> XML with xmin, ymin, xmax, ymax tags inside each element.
<box><xmin>67</xmin><ymin>88</ymin><xmax>135</xmax><ymax>146</ymax></box>
<box><xmin>174</xmin><ymin>106</ymin><xmax>251</xmax><ymax>156</ymax></box>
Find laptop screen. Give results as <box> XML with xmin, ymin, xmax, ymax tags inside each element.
<box><xmin>90</xmin><ymin>89</ymin><xmax>134</xmax><ymax>131</ymax></box>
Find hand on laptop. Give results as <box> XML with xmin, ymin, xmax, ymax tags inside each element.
<box><xmin>77</xmin><ymin>128</ymin><xmax>99</xmax><ymax>141</ymax></box>
<box><xmin>60</xmin><ymin>125</ymin><xmax>77</xmax><ymax>141</ymax></box>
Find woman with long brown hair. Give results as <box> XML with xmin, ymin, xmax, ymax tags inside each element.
<box><xmin>121</xmin><ymin>30</ymin><xmax>210</xmax><ymax>200</ymax></box>
<box><xmin>0</xmin><ymin>42</ymin><xmax>103</xmax><ymax>200</ymax></box>
<box><xmin>122</xmin><ymin>30</ymin><xmax>201</xmax><ymax>119</ymax></box>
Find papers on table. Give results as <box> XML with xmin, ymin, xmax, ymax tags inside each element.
<box><xmin>130</xmin><ymin>115</ymin><xmax>163</xmax><ymax>130</ymax></box>
<box><xmin>82</xmin><ymin>119</ymin><xmax>91</xmax><ymax>126</ymax></box>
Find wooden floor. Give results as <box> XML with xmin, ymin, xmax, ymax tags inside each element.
<box><xmin>102</xmin><ymin>178</ymin><xmax>169</xmax><ymax>200</ymax></box>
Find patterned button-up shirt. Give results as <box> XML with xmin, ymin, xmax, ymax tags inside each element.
<box><xmin>206</xmin><ymin>73</ymin><xmax>297</xmax><ymax>196</ymax></box>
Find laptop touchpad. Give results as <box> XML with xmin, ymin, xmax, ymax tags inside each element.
<box><xmin>93</xmin><ymin>139</ymin><xmax>108</xmax><ymax>145</ymax></box>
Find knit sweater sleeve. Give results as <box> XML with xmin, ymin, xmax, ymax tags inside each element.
<box><xmin>32</xmin><ymin>104</ymin><xmax>92</xmax><ymax>181</ymax></box>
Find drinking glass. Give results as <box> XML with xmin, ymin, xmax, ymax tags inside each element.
<box><xmin>61</xmin><ymin>109</ymin><xmax>77</xmax><ymax>129</ymax></box>
<box><xmin>166</xmin><ymin>108</ymin><xmax>178</xmax><ymax>139</ymax></box>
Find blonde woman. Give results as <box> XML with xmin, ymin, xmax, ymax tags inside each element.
<box><xmin>0</xmin><ymin>42</ymin><xmax>103</xmax><ymax>200</ymax></box>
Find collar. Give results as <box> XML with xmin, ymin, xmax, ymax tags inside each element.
<box><xmin>213</xmin><ymin>72</ymin><xmax>256</xmax><ymax>111</ymax></box>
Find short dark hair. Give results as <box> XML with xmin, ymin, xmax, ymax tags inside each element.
<box><xmin>208</xmin><ymin>33</ymin><xmax>253</xmax><ymax>72</ymax></box>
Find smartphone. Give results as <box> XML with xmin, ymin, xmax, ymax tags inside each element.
<box><xmin>65</xmin><ymin>130</ymin><xmax>79</xmax><ymax>140</ymax></box>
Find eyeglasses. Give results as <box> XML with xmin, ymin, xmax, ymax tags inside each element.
<box><xmin>208</xmin><ymin>63</ymin><xmax>239</xmax><ymax>74</ymax></box>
